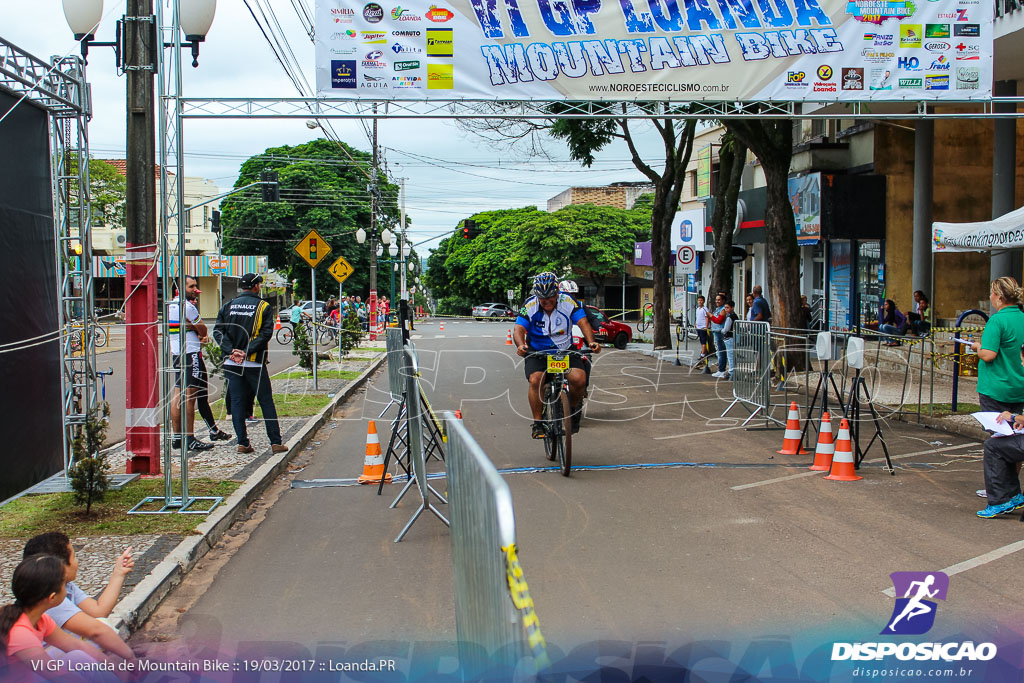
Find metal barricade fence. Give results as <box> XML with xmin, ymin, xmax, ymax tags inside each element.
<box><xmin>385</xmin><ymin>327</ymin><xmax>405</xmax><ymax>401</ymax></box>
<box><xmin>722</xmin><ymin>320</ymin><xmax>774</xmax><ymax>425</ymax></box>
<box><xmin>443</xmin><ymin>411</ymin><xmax>548</xmax><ymax>678</ymax></box>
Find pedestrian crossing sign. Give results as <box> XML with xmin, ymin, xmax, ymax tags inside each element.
<box><xmin>294</xmin><ymin>229</ymin><xmax>332</xmax><ymax>268</ymax></box>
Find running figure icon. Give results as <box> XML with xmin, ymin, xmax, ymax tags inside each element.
<box><xmin>882</xmin><ymin>571</ymin><xmax>949</xmax><ymax>636</ymax></box>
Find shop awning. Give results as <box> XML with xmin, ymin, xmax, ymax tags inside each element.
<box><xmin>933</xmin><ymin>206</ymin><xmax>1024</xmax><ymax>253</ymax></box>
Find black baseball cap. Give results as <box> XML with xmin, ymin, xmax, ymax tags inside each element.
<box><xmin>240</xmin><ymin>273</ymin><xmax>263</xmax><ymax>289</ymax></box>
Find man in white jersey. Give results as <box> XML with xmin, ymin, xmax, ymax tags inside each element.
<box><xmin>169</xmin><ymin>276</ymin><xmax>213</xmax><ymax>451</ymax></box>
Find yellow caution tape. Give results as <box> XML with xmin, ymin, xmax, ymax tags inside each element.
<box><xmin>501</xmin><ymin>543</ymin><xmax>551</xmax><ymax>671</ymax></box>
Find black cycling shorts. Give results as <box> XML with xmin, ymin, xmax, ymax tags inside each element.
<box><xmin>524</xmin><ymin>352</ymin><xmax>586</xmax><ymax>380</ymax></box>
<box><xmin>172</xmin><ymin>352</ymin><xmax>206</xmax><ymax>389</ymax></box>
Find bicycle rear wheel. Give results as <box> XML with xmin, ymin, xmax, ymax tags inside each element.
<box><xmin>94</xmin><ymin>325</ymin><xmax>108</xmax><ymax>347</ymax></box>
<box><xmin>558</xmin><ymin>389</ymin><xmax>572</xmax><ymax>476</ymax></box>
<box><xmin>276</xmin><ymin>327</ymin><xmax>293</xmax><ymax>344</ymax></box>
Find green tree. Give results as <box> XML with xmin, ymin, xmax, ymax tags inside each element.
<box><xmin>708</xmin><ymin>132</ymin><xmax>747</xmax><ymax>299</ymax></box>
<box><xmin>219</xmin><ymin>139</ymin><xmax>400</xmax><ymax>300</ymax></box>
<box><xmin>68</xmin><ymin>403</ymin><xmax>111</xmax><ymax>515</ymax></box>
<box><xmin>68</xmin><ymin>156</ymin><xmax>127</xmax><ymax>229</ymax></box>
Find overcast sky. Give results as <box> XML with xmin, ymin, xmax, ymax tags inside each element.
<box><xmin>3</xmin><ymin>1</ymin><xmax>669</xmax><ymax>253</ymax></box>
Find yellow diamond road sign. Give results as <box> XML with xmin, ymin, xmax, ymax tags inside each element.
<box><xmin>328</xmin><ymin>256</ymin><xmax>354</xmax><ymax>284</ymax></box>
<box><xmin>294</xmin><ymin>229</ymin><xmax>332</xmax><ymax>268</ymax></box>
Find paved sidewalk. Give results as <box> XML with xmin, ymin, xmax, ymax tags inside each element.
<box><xmin>0</xmin><ymin>343</ymin><xmax>386</xmax><ymax>614</ymax></box>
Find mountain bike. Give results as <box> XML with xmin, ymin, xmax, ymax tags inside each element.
<box><xmin>533</xmin><ymin>349</ymin><xmax>589</xmax><ymax>477</ymax></box>
<box><xmin>675</xmin><ymin>312</ymin><xmax>698</xmax><ymax>343</ymax></box>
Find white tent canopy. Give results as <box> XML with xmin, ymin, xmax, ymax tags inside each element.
<box><xmin>933</xmin><ymin>205</ymin><xmax>1024</xmax><ymax>253</ymax></box>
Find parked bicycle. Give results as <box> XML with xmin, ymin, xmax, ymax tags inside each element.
<box><xmin>675</xmin><ymin>312</ymin><xmax>698</xmax><ymax>343</ymax></box>
<box><xmin>636</xmin><ymin>302</ymin><xmax>654</xmax><ymax>334</ymax></box>
<box><xmin>68</xmin><ymin>317</ymin><xmax>108</xmax><ymax>351</ymax></box>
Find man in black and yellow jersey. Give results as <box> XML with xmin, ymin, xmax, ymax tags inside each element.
<box><xmin>213</xmin><ymin>273</ymin><xmax>287</xmax><ymax>454</ymax></box>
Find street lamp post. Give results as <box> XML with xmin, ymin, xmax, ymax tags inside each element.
<box><xmin>63</xmin><ymin>0</ymin><xmax>217</xmax><ymax>475</ymax></box>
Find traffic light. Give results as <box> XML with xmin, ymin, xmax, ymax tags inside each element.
<box><xmin>210</xmin><ymin>209</ymin><xmax>221</xmax><ymax>234</ymax></box>
<box><xmin>462</xmin><ymin>219</ymin><xmax>477</xmax><ymax>240</ymax></box>
<box><xmin>462</xmin><ymin>226</ymin><xmax>470</xmax><ymax>239</ymax></box>
<box><xmin>261</xmin><ymin>170</ymin><xmax>280</xmax><ymax>202</ymax></box>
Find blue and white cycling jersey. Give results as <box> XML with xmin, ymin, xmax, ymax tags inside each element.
<box><xmin>515</xmin><ymin>293</ymin><xmax>587</xmax><ymax>351</ymax></box>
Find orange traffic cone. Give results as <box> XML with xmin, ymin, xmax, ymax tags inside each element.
<box><xmin>440</xmin><ymin>321</ymin><xmax>445</xmax><ymax>332</ymax></box>
<box><xmin>777</xmin><ymin>402</ymin><xmax>808</xmax><ymax>455</ymax></box>
<box><xmin>357</xmin><ymin>420</ymin><xmax>392</xmax><ymax>484</ymax></box>
<box><xmin>505</xmin><ymin>330</ymin><xmax>514</xmax><ymax>345</ymax></box>
<box><xmin>808</xmin><ymin>412</ymin><xmax>835</xmax><ymax>471</ymax></box>
<box><xmin>274</xmin><ymin>319</ymin><xmax>282</xmax><ymax>330</ymax></box>
<box><xmin>454</xmin><ymin>410</ymin><xmax>463</xmax><ymax>419</ymax></box>
<box><xmin>824</xmin><ymin>418</ymin><xmax>862</xmax><ymax>481</ymax></box>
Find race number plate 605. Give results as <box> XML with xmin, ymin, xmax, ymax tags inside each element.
<box><xmin>547</xmin><ymin>354</ymin><xmax>569</xmax><ymax>374</ymax></box>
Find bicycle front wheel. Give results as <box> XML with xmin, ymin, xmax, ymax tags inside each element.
<box><xmin>542</xmin><ymin>384</ymin><xmax>557</xmax><ymax>462</ymax></box>
<box><xmin>94</xmin><ymin>325</ymin><xmax>108</xmax><ymax>347</ymax></box>
<box><xmin>558</xmin><ymin>389</ymin><xmax>572</xmax><ymax>476</ymax></box>
<box><xmin>276</xmin><ymin>327</ymin><xmax>293</xmax><ymax>344</ymax></box>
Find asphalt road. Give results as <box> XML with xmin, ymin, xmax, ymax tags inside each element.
<box><xmin>95</xmin><ymin>323</ymin><xmax>337</xmax><ymax>445</ymax></box>
<box><xmin>134</xmin><ymin>319</ymin><xmax>1024</xmax><ymax>676</ymax></box>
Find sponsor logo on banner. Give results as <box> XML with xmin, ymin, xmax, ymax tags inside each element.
<box><xmin>899</xmin><ymin>24</ymin><xmax>922</xmax><ymax>46</ymax></box>
<box><xmin>956</xmin><ymin>66</ymin><xmax>979</xmax><ymax>88</ymax></box>
<box><xmin>390</xmin><ymin>6</ymin><xmax>423</xmax><ymax>20</ymax></box>
<box><xmin>391</xmin><ymin>42</ymin><xmax>423</xmax><ymax>54</ymax></box>
<box><xmin>426</xmin><ymin>28</ymin><xmax>454</xmax><ymax>57</ymax></box>
<box><xmin>841</xmin><ymin>67</ymin><xmax>864</xmax><ymax>90</ymax></box>
<box><xmin>427</xmin><ymin>63</ymin><xmax>453</xmax><ymax>89</ymax></box>
<box><xmin>955</xmin><ymin>7</ymin><xmax>969</xmax><ymax>20</ymax></box>
<box><xmin>813</xmin><ymin>64</ymin><xmax>835</xmax><ymax>92</ymax></box>
<box><xmin>361</xmin><ymin>31</ymin><xmax>387</xmax><ymax>42</ymax></box>
<box><xmin>861</xmin><ymin>49</ymin><xmax>895</xmax><ymax>64</ymax></box>
<box><xmin>365</xmin><ymin>50</ymin><xmax>384</xmax><ymax>60</ymax></box>
<box><xmin>954</xmin><ymin>23</ymin><xmax>980</xmax><ymax>36</ymax></box>
<box><xmin>392</xmin><ymin>29</ymin><xmax>421</xmax><ymax>36</ymax></box>
<box><xmin>869</xmin><ymin>68</ymin><xmax>892</xmax><ymax>90</ymax></box>
<box><xmin>785</xmin><ymin>71</ymin><xmax>808</xmax><ymax>87</ymax></box>
<box><xmin>330</xmin><ymin>46</ymin><xmax>358</xmax><ymax>55</ymax></box>
<box><xmin>331</xmin><ymin>29</ymin><xmax>358</xmax><ymax>40</ymax></box>
<box><xmin>330</xmin><ymin>60</ymin><xmax>357</xmax><ymax>89</ymax></box>
<box><xmin>955</xmin><ymin>42</ymin><xmax>980</xmax><ymax>59</ymax></box>
<box><xmin>863</xmin><ymin>32</ymin><xmax>894</xmax><ymax>46</ymax></box>
<box><xmin>817</xmin><ymin>64</ymin><xmax>833</xmax><ymax>79</ymax></box>
<box><xmin>394</xmin><ymin>60</ymin><xmax>421</xmax><ymax>71</ymax></box>
<box><xmin>928</xmin><ymin>55</ymin><xmax>950</xmax><ymax>70</ymax></box>
<box><xmin>925</xmin><ymin>23</ymin><xmax>949</xmax><ymax>37</ymax></box>
<box><xmin>925</xmin><ymin>74</ymin><xmax>949</xmax><ymax>89</ymax></box>
<box><xmin>426</xmin><ymin>5</ymin><xmax>455</xmax><ymax>22</ymax></box>
<box><xmin>899</xmin><ymin>77</ymin><xmax>923</xmax><ymax>88</ymax></box>
<box><xmin>392</xmin><ymin>75</ymin><xmax>423</xmax><ymax>88</ymax></box>
<box><xmin>362</xmin><ymin>58</ymin><xmax>388</xmax><ymax>69</ymax></box>
<box><xmin>925</xmin><ymin>41</ymin><xmax>951</xmax><ymax>52</ymax></box>
<box><xmin>360</xmin><ymin>74</ymin><xmax>389</xmax><ymax>88</ymax></box>
<box><xmin>897</xmin><ymin>56</ymin><xmax>920</xmax><ymax>71</ymax></box>
<box><xmin>363</xmin><ymin>2</ymin><xmax>385</xmax><ymax>22</ymax></box>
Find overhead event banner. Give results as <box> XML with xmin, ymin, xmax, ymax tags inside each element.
<box><xmin>314</xmin><ymin>0</ymin><xmax>992</xmax><ymax>100</ymax></box>
<box><xmin>932</xmin><ymin>205</ymin><xmax>1024</xmax><ymax>252</ymax></box>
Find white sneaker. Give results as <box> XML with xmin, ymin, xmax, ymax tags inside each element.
<box><xmin>712</xmin><ymin>371</ymin><xmax>725</xmax><ymax>378</ymax></box>
<box><xmin>976</xmin><ymin>489</ymin><xmax>988</xmax><ymax>498</ymax></box>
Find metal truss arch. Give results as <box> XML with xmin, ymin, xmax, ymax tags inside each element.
<box><xmin>179</xmin><ymin>97</ymin><xmax>1024</xmax><ymax>121</ymax></box>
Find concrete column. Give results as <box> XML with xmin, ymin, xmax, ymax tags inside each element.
<box><xmin>990</xmin><ymin>80</ymin><xmax>1020</xmax><ymax>280</ymax></box>
<box><xmin>912</xmin><ymin>120</ymin><xmax>933</xmax><ymax>298</ymax></box>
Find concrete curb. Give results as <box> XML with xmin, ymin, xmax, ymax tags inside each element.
<box><xmin>894</xmin><ymin>412</ymin><xmax>989</xmax><ymax>443</ymax></box>
<box><xmin>108</xmin><ymin>354</ymin><xmax>387</xmax><ymax>637</ymax></box>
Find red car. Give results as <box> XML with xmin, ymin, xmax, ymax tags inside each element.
<box><xmin>572</xmin><ymin>304</ymin><xmax>632</xmax><ymax>350</ymax></box>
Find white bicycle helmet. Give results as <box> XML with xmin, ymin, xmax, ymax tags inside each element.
<box><xmin>558</xmin><ymin>280</ymin><xmax>579</xmax><ymax>294</ymax></box>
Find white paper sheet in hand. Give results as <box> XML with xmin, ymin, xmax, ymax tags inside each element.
<box><xmin>971</xmin><ymin>412</ymin><xmax>1022</xmax><ymax>437</ymax></box>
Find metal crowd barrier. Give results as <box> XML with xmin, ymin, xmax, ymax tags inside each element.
<box><xmin>443</xmin><ymin>411</ymin><xmax>548</xmax><ymax>678</ymax></box>
<box><xmin>722</xmin><ymin>320</ymin><xmax>775</xmax><ymax>425</ymax></box>
<box><xmin>385</xmin><ymin>327</ymin><xmax>405</xmax><ymax>402</ymax></box>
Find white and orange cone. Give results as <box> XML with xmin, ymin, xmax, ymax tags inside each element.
<box><xmin>808</xmin><ymin>412</ymin><xmax>835</xmax><ymax>471</ymax></box>
<box><xmin>440</xmin><ymin>321</ymin><xmax>445</xmax><ymax>332</ymax></box>
<box><xmin>824</xmin><ymin>418</ymin><xmax>862</xmax><ymax>481</ymax></box>
<box><xmin>274</xmin><ymin>319</ymin><xmax>282</xmax><ymax>330</ymax></box>
<box><xmin>506</xmin><ymin>330</ymin><xmax>514</xmax><ymax>345</ymax></box>
<box><xmin>357</xmin><ymin>420</ymin><xmax>392</xmax><ymax>484</ymax></box>
<box><xmin>777</xmin><ymin>402</ymin><xmax>808</xmax><ymax>455</ymax></box>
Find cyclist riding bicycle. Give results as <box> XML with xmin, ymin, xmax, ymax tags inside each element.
<box><xmin>514</xmin><ymin>272</ymin><xmax>600</xmax><ymax>440</ymax></box>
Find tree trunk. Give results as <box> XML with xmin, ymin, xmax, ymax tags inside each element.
<box><xmin>709</xmin><ymin>136</ymin><xmax>747</xmax><ymax>301</ymax></box>
<box><xmin>651</xmin><ymin>181</ymin><xmax>673</xmax><ymax>349</ymax></box>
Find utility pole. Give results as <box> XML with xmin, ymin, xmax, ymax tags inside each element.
<box><xmin>368</xmin><ymin>105</ymin><xmax>378</xmax><ymax>340</ymax></box>
<box><xmin>124</xmin><ymin>0</ymin><xmax>160</xmax><ymax>473</ymax></box>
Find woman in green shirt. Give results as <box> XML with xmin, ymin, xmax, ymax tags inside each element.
<box><xmin>970</xmin><ymin>277</ymin><xmax>1024</xmax><ymax>413</ymax></box>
